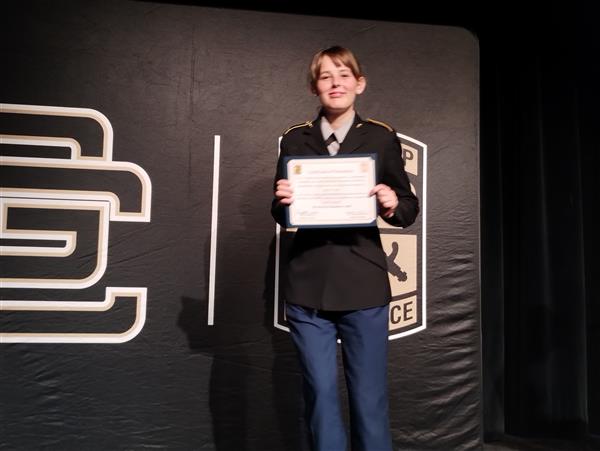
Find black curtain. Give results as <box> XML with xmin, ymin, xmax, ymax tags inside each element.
<box><xmin>479</xmin><ymin>1</ymin><xmax>599</xmax><ymax>446</ymax></box>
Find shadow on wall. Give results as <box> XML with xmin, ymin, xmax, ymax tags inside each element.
<box><xmin>177</xmin><ymin>175</ymin><xmax>309</xmax><ymax>451</ymax></box>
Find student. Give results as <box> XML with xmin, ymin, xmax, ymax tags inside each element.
<box><xmin>271</xmin><ymin>46</ymin><xmax>419</xmax><ymax>451</ymax></box>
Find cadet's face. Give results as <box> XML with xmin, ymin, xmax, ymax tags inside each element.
<box><xmin>315</xmin><ymin>55</ymin><xmax>365</xmax><ymax>115</ymax></box>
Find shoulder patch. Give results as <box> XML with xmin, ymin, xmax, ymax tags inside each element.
<box><xmin>283</xmin><ymin>121</ymin><xmax>313</xmax><ymax>135</ymax></box>
<box><xmin>366</xmin><ymin>118</ymin><xmax>394</xmax><ymax>132</ymax></box>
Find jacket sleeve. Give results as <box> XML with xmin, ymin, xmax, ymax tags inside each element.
<box><xmin>380</xmin><ymin>131</ymin><xmax>420</xmax><ymax>227</ymax></box>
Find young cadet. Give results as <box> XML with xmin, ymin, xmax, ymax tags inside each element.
<box><xmin>271</xmin><ymin>46</ymin><xmax>419</xmax><ymax>451</ymax></box>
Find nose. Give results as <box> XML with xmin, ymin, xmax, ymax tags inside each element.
<box><xmin>332</xmin><ymin>76</ymin><xmax>341</xmax><ymax>87</ymax></box>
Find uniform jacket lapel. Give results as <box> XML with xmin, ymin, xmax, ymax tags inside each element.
<box><xmin>338</xmin><ymin>114</ymin><xmax>367</xmax><ymax>154</ymax></box>
<box><xmin>303</xmin><ymin>117</ymin><xmax>329</xmax><ymax>155</ymax></box>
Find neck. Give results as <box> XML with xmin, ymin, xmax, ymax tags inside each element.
<box><xmin>323</xmin><ymin>107</ymin><xmax>355</xmax><ymax>130</ymax></box>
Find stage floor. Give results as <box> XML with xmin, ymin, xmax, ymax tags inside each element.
<box><xmin>484</xmin><ymin>435</ymin><xmax>596</xmax><ymax>451</ymax></box>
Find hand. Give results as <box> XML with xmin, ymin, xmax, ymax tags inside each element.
<box><xmin>275</xmin><ymin>178</ymin><xmax>294</xmax><ymax>205</ymax></box>
<box><xmin>370</xmin><ymin>184</ymin><xmax>398</xmax><ymax>218</ymax></box>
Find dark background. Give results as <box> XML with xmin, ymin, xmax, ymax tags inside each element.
<box><xmin>191</xmin><ymin>0</ymin><xmax>599</xmax><ymax>448</ymax></box>
<box><xmin>1</xmin><ymin>0</ymin><xmax>597</xmax><ymax>449</ymax></box>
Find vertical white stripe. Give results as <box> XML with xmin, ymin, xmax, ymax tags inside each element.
<box><xmin>208</xmin><ymin>135</ymin><xmax>220</xmax><ymax>325</ymax></box>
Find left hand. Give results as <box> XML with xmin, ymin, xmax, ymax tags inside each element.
<box><xmin>370</xmin><ymin>184</ymin><xmax>398</xmax><ymax>218</ymax></box>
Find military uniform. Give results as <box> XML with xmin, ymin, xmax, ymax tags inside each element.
<box><xmin>271</xmin><ymin>112</ymin><xmax>419</xmax><ymax>451</ymax></box>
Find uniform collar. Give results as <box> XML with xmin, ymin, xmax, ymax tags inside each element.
<box><xmin>303</xmin><ymin>112</ymin><xmax>367</xmax><ymax>155</ymax></box>
<box><xmin>320</xmin><ymin>112</ymin><xmax>355</xmax><ymax>144</ymax></box>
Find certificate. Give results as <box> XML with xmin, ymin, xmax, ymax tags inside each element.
<box><xmin>285</xmin><ymin>154</ymin><xmax>377</xmax><ymax>228</ymax></box>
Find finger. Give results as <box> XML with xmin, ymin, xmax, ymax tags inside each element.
<box><xmin>275</xmin><ymin>182</ymin><xmax>294</xmax><ymax>196</ymax></box>
<box><xmin>377</xmin><ymin>190</ymin><xmax>397</xmax><ymax>202</ymax></box>
<box><xmin>276</xmin><ymin>186</ymin><xmax>293</xmax><ymax>195</ymax></box>
<box><xmin>369</xmin><ymin>184</ymin><xmax>388</xmax><ymax>196</ymax></box>
<box><xmin>378</xmin><ymin>196</ymin><xmax>396</xmax><ymax>207</ymax></box>
<box><xmin>275</xmin><ymin>190</ymin><xmax>293</xmax><ymax>200</ymax></box>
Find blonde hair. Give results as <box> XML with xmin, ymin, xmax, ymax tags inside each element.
<box><xmin>308</xmin><ymin>46</ymin><xmax>364</xmax><ymax>93</ymax></box>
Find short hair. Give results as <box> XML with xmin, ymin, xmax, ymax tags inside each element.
<box><xmin>308</xmin><ymin>46</ymin><xmax>364</xmax><ymax>92</ymax></box>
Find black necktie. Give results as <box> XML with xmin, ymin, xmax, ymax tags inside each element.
<box><xmin>325</xmin><ymin>133</ymin><xmax>339</xmax><ymax>155</ymax></box>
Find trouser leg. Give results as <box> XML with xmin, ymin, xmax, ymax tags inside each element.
<box><xmin>337</xmin><ymin>305</ymin><xmax>392</xmax><ymax>451</ymax></box>
<box><xmin>285</xmin><ymin>303</ymin><xmax>347</xmax><ymax>451</ymax></box>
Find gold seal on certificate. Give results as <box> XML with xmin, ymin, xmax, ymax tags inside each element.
<box><xmin>285</xmin><ymin>154</ymin><xmax>377</xmax><ymax>228</ymax></box>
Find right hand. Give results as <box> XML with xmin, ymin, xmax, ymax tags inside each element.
<box><xmin>275</xmin><ymin>179</ymin><xmax>294</xmax><ymax>205</ymax></box>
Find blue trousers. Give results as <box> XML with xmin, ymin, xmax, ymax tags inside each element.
<box><xmin>286</xmin><ymin>303</ymin><xmax>392</xmax><ymax>451</ymax></box>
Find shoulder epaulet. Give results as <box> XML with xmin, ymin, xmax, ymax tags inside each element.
<box><xmin>366</xmin><ymin>118</ymin><xmax>394</xmax><ymax>132</ymax></box>
<box><xmin>283</xmin><ymin>121</ymin><xmax>313</xmax><ymax>135</ymax></box>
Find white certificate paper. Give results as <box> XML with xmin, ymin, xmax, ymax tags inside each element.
<box><xmin>285</xmin><ymin>154</ymin><xmax>377</xmax><ymax>228</ymax></box>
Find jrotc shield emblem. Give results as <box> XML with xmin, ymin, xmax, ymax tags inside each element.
<box><xmin>381</xmin><ymin>133</ymin><xmax>426</xmax><ymax>339</ymax></box>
